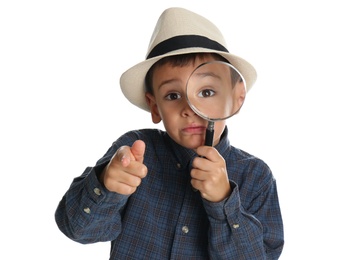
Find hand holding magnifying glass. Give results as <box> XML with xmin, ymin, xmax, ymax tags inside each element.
<box><xmin>186</xmin><ymin>61</ymin><xmax>246</xmax><ymax>146</ymax></box>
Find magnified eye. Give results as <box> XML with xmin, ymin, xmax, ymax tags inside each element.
<box><xmin>165</xmin><ymin>92</ymin><xmax>182</xmax><ymax>100</ymax></box>
<box><xmin>198</xmin><ymin>89</ymin><xmax>216</xmax><ymax>98</ymax></box>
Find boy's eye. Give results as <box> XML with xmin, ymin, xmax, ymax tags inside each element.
<box><xmin>198</xmin><ymin>89</ymin><xmax>216</xmax><ymax>98</ymax></box>
<box><xmin>165</xmin><ymin>92</ymin><xmax>182</xmax><ymax>100</ymax></box>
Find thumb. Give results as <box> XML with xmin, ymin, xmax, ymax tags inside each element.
<box><xmin>130</xmin><ymin>140</ymin><xmax>146</xmax><ymax>163</ymax></box>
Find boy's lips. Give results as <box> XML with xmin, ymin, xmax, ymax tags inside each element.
<box><xmin>182</xmin><ymin>125</ymin><xmax>206</xmax><ymax>134</ymax></box>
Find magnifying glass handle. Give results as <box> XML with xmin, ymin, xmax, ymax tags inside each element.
<box><xmin>205</xmin><ymin>121</ymin><xmax>214</xmax><ymax>146</ymax></box>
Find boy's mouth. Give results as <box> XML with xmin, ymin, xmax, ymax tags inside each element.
<box><xmin>182</xmin><ymin>125</ymin><xmax>206</xmax><ymax>134</ymax></box>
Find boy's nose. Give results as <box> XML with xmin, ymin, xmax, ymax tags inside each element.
<box><xmin>181</xmin><ymin>100</ymin><xmax>196</xmax><ymax>117</ymax></box>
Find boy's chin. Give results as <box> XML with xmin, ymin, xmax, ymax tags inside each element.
<box><xmin>180</xmin><ymin>139</ymin><xmax>204</xmax><ymax>150</ymax></box>
<box><xmin>169</xmin><ymin>133</ymin><xmax>205</xmax><ymax>149</ymax></box>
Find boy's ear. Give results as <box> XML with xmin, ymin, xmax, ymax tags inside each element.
<box><xmin>233</xmin><ymin>81</ymin><xmax>246</xmax><ymax>114</ymax></box>
<box><xmin>237</xmin><ymin>82</ymin><xmax>246</xmax><ymax>106</ymax></box>
<box><xmin>145</xmin><ymin>93</ymin><xmax>162</xmax><ymax>124</ymax></box>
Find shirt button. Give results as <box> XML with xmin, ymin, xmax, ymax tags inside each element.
<box><xmin>94</xmin><ymin>187</ymin><xmax>101</xmax><ymax>196</ymax></box>
<box><xmin>83</xmin><ymin>207</ymin><xmax>91</xmax><ymax>214</ymax></box>
<box><xmin>176</xmin><ymin>163</ymin><xmax>181</xmax><ymax>169</ymax></box>
<box><xmin>182</xmin><ymin>226</ymin><xmax>189</xmax><ymax>234</ymax></box>
<box><xmin>233</xmin><ymin>224</ymin><xmax>240</xmax><ymax>229</ymax></box>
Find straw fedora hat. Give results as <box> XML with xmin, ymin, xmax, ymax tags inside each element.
<box><xmin>120</xmin><ymin>7</ymin><xmax>257</xmax><ymax>112</ymax></box>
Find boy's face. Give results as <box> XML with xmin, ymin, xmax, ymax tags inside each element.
<box><xmin>145</xmin><ymin>55</ymin><xmax>227</xmax><ymax>149</ymax></box>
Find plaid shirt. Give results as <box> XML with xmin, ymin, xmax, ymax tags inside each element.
<box><xmin>55</xmin><ymin>127</ymin><xmax>284</xmax><ymax>259</ymax></box>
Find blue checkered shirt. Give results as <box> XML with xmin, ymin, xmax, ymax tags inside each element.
<box><xmin>55</xmin><ymin>127</ymin><xmax>284</xmax><ymax>259</ymax></box>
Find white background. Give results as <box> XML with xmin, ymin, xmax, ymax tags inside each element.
<box><xmin>1</xmin><ymin>1</ymin><xmax>346</xmax><ymax>259</ymax></box>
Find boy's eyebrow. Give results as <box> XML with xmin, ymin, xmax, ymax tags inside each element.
<box><xmin>194</xmin><ymin>71</ymin><xmax>221</xmax><ymax>80</ymax></box>
<box><xmin>157</xmin><ymin>78</ymin><xmax>182</xmax><ymax>90</ymax></box>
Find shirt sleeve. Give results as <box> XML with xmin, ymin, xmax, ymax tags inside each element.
<box><xmin>55</xmin><ymin>164</ymin><xmax>129</xmax><ymax>244</ymax></box>
<box><xmin>203</xmin><ymin>179</ymin><xmax>284</xmax><ymax>260</ymax></box>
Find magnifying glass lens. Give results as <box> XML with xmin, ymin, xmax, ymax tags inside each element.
<box><xmin>186</xmin><ymin>61</ymin><xmax>246</xmax><ymax>146</ymax></box>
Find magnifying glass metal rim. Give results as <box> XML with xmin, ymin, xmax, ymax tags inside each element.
<box><xmin>185</xmin><ymin>60</ymin><xmax>247</xmax><ymax>122</ymax></box>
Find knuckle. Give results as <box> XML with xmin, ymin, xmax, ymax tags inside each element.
<box><xmin>123</xmin><ymin>185</ymin><xmax>136</xmax><ymax>195</ymax></box>
<box><xmin>205</xmin><ymin>148</ymin><xmax>214</xmax><ymax>157</ymax></box>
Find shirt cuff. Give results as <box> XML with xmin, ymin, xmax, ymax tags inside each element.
<box><xmin>203</xmin><ymin>180</ymin><xmax>241</xmax><ymax>221</ymax></box>
<box><xmin>83</xmin><ymin>165</ymin><xmax>129</xmax><ymax>205</ymax></box>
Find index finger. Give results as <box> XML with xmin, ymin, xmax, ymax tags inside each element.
<box><xmin>196</xmin><ymin>146</ymin><xmax>222</xmax><ymax>162</ymax></box>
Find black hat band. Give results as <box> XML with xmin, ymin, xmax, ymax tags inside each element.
<box><xmin>146</xmin><ymin>35</ymin><xmax>229</xmax><ymax>59</ymax></box>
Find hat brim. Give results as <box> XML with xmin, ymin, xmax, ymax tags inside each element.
<box><xmin>120</xmin><ymin>48</ymin><xmax>257</xmax><ymax>112</ymax></box>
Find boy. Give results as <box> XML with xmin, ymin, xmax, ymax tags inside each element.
<box><xmin>55</xmin><ymin>7</ymin><xmax>284</xmax><ymax>259</ymax></box>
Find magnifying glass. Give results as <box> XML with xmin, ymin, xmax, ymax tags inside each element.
<box><xmin>186</xmin><ymin>61</ymin><xmax>246</xmax><ymax>146</ymax></box>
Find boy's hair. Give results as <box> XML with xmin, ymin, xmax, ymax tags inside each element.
<box><xmin>145</xmin><ymin>53</ymin><xmax>242</xmax><ymax>95</ymax></box>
